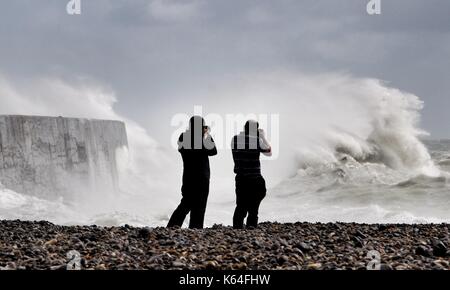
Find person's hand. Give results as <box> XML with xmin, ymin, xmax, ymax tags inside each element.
<box><xmin>203</xmin><ymin>126</ymin><xmax>210</xmax><ymax>136</ymax></box>
<box><xmin>258</xmin><ymin>128</ymin><xmax>265</xmax><ymax>138</ymax></box>
<box><xmin>204</xmin><ymin>127</ymin><xmax>212</xmax><ymax>139</ymax></box>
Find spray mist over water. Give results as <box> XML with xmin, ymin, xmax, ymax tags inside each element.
<box><xmin>0</xmin><ymin>74</ymin><xmax>180</xmax><ymax>225</ymax></box>
<box><xmin>197</xmin><ymin>72</ymin><xmax>440</xmax><ymax>183</ymax></box>
<box><xmin>0</xmin><ymin>72</ymin><xmax>448</xmax><ymax>225</ymax></box>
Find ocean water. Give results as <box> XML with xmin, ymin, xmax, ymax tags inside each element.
<box><xmin>261</xmin><ymin>139</ymin><xmax>450</xmax><ymax>224</ymax></box>
<box><xmin>0</xmin><ymin>73</ymin><xmax>449</xmax><ymax>227</ymax></box>
<box><xmin>0</xmin><ymin>139</ymin><xmax>449</xmax><ymax>227</ymax></box>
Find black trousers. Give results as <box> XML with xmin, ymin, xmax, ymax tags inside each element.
<box><xmin>167</xmin><ymin>181</ymin><xmax>209</xmax><ymax>229</ymax></box>
<box><xmin>233</xmin><ymin>175</ymin><xmax>266</xmax><ymax>229</ymax></box>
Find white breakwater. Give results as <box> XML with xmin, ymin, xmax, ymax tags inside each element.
<box><xmin>0</xmin><ymin>115</ymin><xmax>128</xmax><ymax>202</ymax></box>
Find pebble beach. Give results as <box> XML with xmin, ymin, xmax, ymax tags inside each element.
<box><xmin>0</xmin><ymin>220</ymin><xmax>448</xmax><ymax>270</ymax></box>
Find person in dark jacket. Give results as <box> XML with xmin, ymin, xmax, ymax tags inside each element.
<box><xmin>167</xmin><ymin>116</ymin><xmax>217</xmax><ymax>229</ymax></box>
<box><xmin>231</xmin><ymin>120</ymin><xmax>272</xmax><ymax>229</ymax></box>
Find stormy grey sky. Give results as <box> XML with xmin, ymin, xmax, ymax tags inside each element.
<box><xmin>0</xmin><ymin>0</ymin><xmax>449</xmax><ymax>139</ymax></box>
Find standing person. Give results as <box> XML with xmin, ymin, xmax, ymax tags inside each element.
<box><xmin>231</xmin><ymin>120</ymin><xmax>272</xmax><ymax>229</ymax></box>
<box><xmin>167</xmin><ymin>116</ymin><xmax>217</xmax><ymax>229</ymax></box>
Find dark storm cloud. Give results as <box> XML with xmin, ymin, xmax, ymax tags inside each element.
<box><xmin>0</xmin><ymin>0</ymin><xmax>449</xmax><ymax>137</ymax></box>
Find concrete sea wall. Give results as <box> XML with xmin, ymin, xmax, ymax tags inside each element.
<box><xmin>0</xmin><ymin>115</ymin><xmax>128</xmax><ymax>201</ymax></box>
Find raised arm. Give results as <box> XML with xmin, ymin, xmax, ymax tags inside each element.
<box><xmin>258</xmin><ymin>129</ymin><xmax>272</xmax><ymax>157</ymax></box>
<box><xmin>177</xmin><ymin>133</ymin><xmax>186</xmax><ymax>153</ymax></box>
<box><xmin>204</xmin><ymin>134</ymin><xmax>218</xmax><ymax>156</ymax></box>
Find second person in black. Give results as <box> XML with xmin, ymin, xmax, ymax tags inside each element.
<box><xmin>231</xmin><ymin>120</ymin><xmax>272</xmax><ymax>229</ymax></box>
